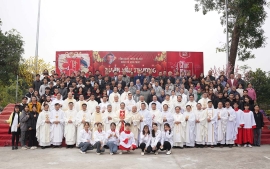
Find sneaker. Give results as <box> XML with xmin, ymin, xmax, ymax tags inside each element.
<box><xmin>155</xmin><ymin>151</ymin><xmax>159</xmax><ymax>155</ymax></box>
<box><xmin>30</xmin><ymin>147</ymin><xmax>35</xmax><ymax>150</ymax></box>
<box><xmin>127</xmin><ymin>150</ymin><xmax>130</xmax><ymax>153</ymax></box>
<box><xmin>22</xmin><ymin>147</ymin><xmax>27</xmax><ymax>150</ymax></box>
<box><xmin>248</xmin><ymin>144</ymin><xmax>252</xmax><ymax>148</ymax></box>
<box><xmin>166</xmin><ymin>151</ymin><xmax>171</xmax><ymax>155</ymax></box>
<box><xmin>237</xmin><ymin>144</ymin><xmax>241</xmax><ymax>147</ymax></box>
<box><xmin>110</xmin><ymin>153</ymin><xmax>113</xmax><ymax>155</ymax></box>
<box><xmin>96</xmin><ymin>153</ymin><xmax>101</xmax><ymax>155</ymax></box>
<box><xmin>141</xmin><ymin>152</ymin><xmax>144</xmax><ymax>156</ymax></box>
<box><xmin>80</xmin><ymin>151</ymin><xmax>86</xmax><ymax>154</ymax></box>
<box><xmin>244</xmin><ymin>144</ymin><xmax>247</xmax><ymax>147</ymax></box>
<box><xmin>119</xmin><ymin>151</ymin><xmax>123</xmax><ymax>155</ymax></box>
<box><xmin>25</xmin><ymin>146</ymin><xmax>30</xmax><ymax>149</ymax></box>
<box><xmin>12</xmin><ymin>146</ymin><xmax>15</xmax><ymax>150</ymax></box>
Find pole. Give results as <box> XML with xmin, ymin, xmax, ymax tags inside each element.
<box><xmin>15</xmin><ymin>75</ymin><xmax>18</xmax><ymax>103</ymax></box>
<box><xmin>35</xmin><ymin>0</ymin><xmax>41</xmax><ymax>76</ymax></box>
<box><xmin>225</xmin><ymin>0</ymin><xmax>229</xmax><ymax>66</ymax></box>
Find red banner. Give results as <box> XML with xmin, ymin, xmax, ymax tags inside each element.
<box><xmin>92</xmin><ymin>51</ymin><xmax>167</xmax><ymax>76</ymax></box>
<box><xmin>55</xmin><ymin>51</ymin><xmax>92</xmax><ymax>76</ymax></box>
<box><xmin>167</xmin><ymin>52</ymin><xmax>204</xmax><ymax>77</ymax></box>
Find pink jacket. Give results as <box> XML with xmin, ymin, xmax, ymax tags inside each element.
<box><xmin>246</xmin><ymin>88</ymin><xmax>257</xmax><ymax>101</ymax></box>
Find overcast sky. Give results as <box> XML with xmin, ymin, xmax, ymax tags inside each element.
<box><xmin>0</xmin><ymin>0</ymin><xmax>269</xmax><ymax>74</ymax></box>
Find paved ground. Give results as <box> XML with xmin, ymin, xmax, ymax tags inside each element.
<box><xmin>0</xmin><ymin>145</ymin><xmax>270</xmax><ymax>169</ymax></box>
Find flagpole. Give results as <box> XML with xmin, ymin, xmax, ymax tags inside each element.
<box><xmin>225</xmin><ymin>0</ymin><xmax>229</xmax><ymax>66</ymax></box>
<box><xmin>35</xmin><ymin>0</ymin><xmax>41</xmax><ymax>77</ymax></box>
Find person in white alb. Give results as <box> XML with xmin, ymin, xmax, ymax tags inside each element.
<box><xmin>120</xmin><ymin>87</ymin><xmax>130</xmax><ymax>102</ymax></box>
<box><xmin>119</xmin><ymin>123</ymin><xmax>137</xmax><ymax>154</ymax></box>
<box><xmin>173</xmin><ymin>106</ymin><xmax>186</xmax><ymax>148</ymax></box>
<box><xmin>216</xmin><ymin>102</ymin><xmax>228</xmax><ymax>147</ymax></box>
<box><xmin>64</xmin><ymin>102</ymin><xmax>77</xmax><ymax>148</ymax></box>
<box><xmin>139</xmin><ymin>103</ymin><xmax>152</xmax><ymax>131</ymax></box>
<box><xmin>51</xmin><ymin>93</ymin><xmax>64</xmax><ymax>111</ymax></box>
<box><xmin>173</xmin><ymin>95</ymin><xmax>186</xmax><ymax>112</ymax></box>
<box><xmin>198</xmin><ymin>92</ymin><xmax>211</xmax><ymax>110</ymax></box>
<box><xmin>149</xmin><ymin>95</ymin><xmax>162</xmax><ymax>112</ymax></box>
<box><xmin>139</xmin><ymin>125</ymin><xmax>152</xmax><ymax>156</ymax></box>
<box><xmin>103</xmin><ymin>105</ymin><xmax>115</xmax><ymax>132</ymax></box>
<box><xmin>124</xmin><ymin>93</ymin><xmax>136</xmax><ymax>112</ymax></box>
<box><xmin>91</xmin><ymin>106</ymin><xmax>104</xmax><ymax>131</ymax></box>
<box><xmin>114</xmin><ymin>103</ymin><xmax>131</xmax><ymax>133</ymax></box>
<box><xmin>160</xmin><ymin>123</ymin><xmax>173</xmax><ymax>155</ymax></box>
<box><xmin>111</xmin><ymin>95</ymin><xmax>121</xmax><ymax>113</ymax></box>
<box><xmin>185</xmin><ymin>95</ymin><xmax>197</xmax><ymax>112</ymax></box>
<box><xmin>136</xmin><ymin>96</ymin><xmax>148</xmax><ymax>111</ymax></box>
<box><xmin>224</xmin><ymin>101</ymin><xmax>237</xmax><ymax>148</ymax></box>
<box><xmin>75</xmin><ymin>103</ymin><xmax>91</xmax><ymax>147</ymax></box>
<box><xmin>161</xmin><ymin>104</ymin><xmax>174</xmax><ymax>130</ymax></box>
<box><xmin>75</xmin><ymin>95</ymin><xmax>87</xmax><ymax>112</ymax></box>
<box><xmin>205</xmin><ymin>101</ymin><xmax>217</xmax><ymax>148</ymax></box>
<box><xmin>183</xmin><ymin>105</ymin><xmax>196</xmax><ymax>147</ymax></box>
<box><xmin>129</xmin><ymin>106</ymin><xmax>142</xmax><ymax>146</ymax></box>
<box><xmin>109</xmin><ymin>87</ymin><xmax>121</xmax><ymax>103</ymax></box>
<box><xmin>170</xmin><ymin>90</ymin><xmax>177</xmax><ymax>103</ymax></box>
<box><xmin>62</xmin><ymin>92</ymin><xmax>76</xmax><ymax>111</ymax></box>
<box><xmin>150</xmin><ymin>103</ymin><xmax>163</xmax><ymax>130</ymax></box>
<box><xmin>50</xmin><ymin>103</ymin><xmax>64</xmax><ymax>147</ymax></box>
<box><xmin>87</xmin><ymin>94</ymin><xmax>98</xmax><ymax>115</ymax></box>
<box><xmin>194</xmin><ymin>103</ymin><xmax>208</xmax><ymax>147</ymax></box>
<box><xmin>93</xmin><ymin>123</ymin><xmax>106</xmax><ymax>155</ymax></box>
<box><xmin>78</xmin><ymin>122</ymin><xmax>93</xmax><ymax>154</ymax></box>
<box><xmin>36</xmin><ymin>104</ymin><xmax>51</xmax><ymax>149</ymax></box>
<box><xmin>99</xmin><ymin>96</ymin><xmax>110</xmax><ymax>113</ymax></box>
<box><xmin>106</xmin><ymin>122</ymin><xmax>119</xmax><ymax>155</ymax></box>
<box><xmin>162</xmin><ymin>95</ymin><xmax>173</xmax><ymax>111</ymax></box>
<box><xmin>234</xmin><ymin>102</ymin><xmax>245</xmax><ymax>147</ymax></box>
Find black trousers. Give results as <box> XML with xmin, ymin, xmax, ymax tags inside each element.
<box><xmin>28</xmin><ymin>129</ymin><xmax>38</xmax><ymax>147</ymax></box>
<box><xmin>161</xmin><ymin>141</ymin><xmax>171</xmax><ymax>151</ymax></box>
<box><xmin>12</xmin><ymin>132</ymin><xmax>20</xmax><ymax>146</ymax></box>
<box><xmin>140</xmin><ymin>142</ymin><xmax>161</xmax><ymax>153</ymax></box>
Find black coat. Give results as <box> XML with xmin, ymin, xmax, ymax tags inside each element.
<box><xmin>8</xmin><ymin>112</ymin><xmax>20</xmax><ymax>134</ymax></box>
<box><xmin>253</xmin><ymin>112</ymin><xmax>264</xmax><ymax>129</ymax></box>
<box><xmin>27</xmin><ymin>111</ymin><xmax>39</xmax><ymax>130</ymax></box>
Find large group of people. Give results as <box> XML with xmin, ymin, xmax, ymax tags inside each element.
<box><xmin>6</xmin><ymin>69</ymin><xmax>265</xmax><ymax>155</ymax></box>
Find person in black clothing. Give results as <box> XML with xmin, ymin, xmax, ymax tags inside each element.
<box><xmin>253</xmin><ymin>105</ymin><xmax>264</xmax><ymax>147</ymax></box>
<box><xmin>213</xmin><ymin>92</ymin><xmax>225</xmax><ymax>108</ymax></box>
<box><xmin>32</xmin><ymin>74</ymin><xmax>42</xmax><ymax>92</ymax></box>
<box><xmin>19</xmin><ymin>97</ymin><xmax>29</xmax><ymax>112</ymax></box>
<box><xmin>28</xmin><ymin>106</ymin><xmax>39</xmax><ymax>149</ymax></box>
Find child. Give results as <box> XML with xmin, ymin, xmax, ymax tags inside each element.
<box><xmin>242</xmin><ymin>104</ymin><xmax>256</xmax><ymax>148</ymax></box>
<box><xmin>234</xmin><ymin>102</ymin><xmax>245</xmax><ymax>147</ymax></box>
<box><xmin>28</xmin><ymin>106</ymin><xmax>39</xmax><ymax>149</ymax></box>
<box><xmin>119</xmin><ymin>123</ymin><xmax>137</xmax><ymax>154</ymax></box>
<box><xmin>20</xmin><ymin>105</ymin><xmax>30</xmax><ymax>150</ymax></box>
<box><xmin>6</xmin><ymin>105</ymin><xmax>21</xmax><ymax>150</ymax></box>
<box><xmin>253</xmin><ymin>105</ymin><xmax>264</xmax><ymax>146</ymax></box>
<box><xmin>160</xmin><ymin>123</ymin><xmax>173</xmax><ymax>155</ymax></box>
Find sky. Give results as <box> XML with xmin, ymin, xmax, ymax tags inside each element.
<box><xmin>0</xmin><ymin>0</ymin><xmax>269</xmax><ymax>74</ymax></box>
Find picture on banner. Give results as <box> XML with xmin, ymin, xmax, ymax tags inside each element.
<box><xmin>92</xmin><ymin>51</ymin><xmax>167</xmax><ymax>75</ymax></box>
<box><xmin>55</xmin><ymin>51</ymin><xmax>92</xmax><ymax>76</ymax></box>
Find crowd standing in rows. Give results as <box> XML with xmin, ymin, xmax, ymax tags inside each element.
<box><xmin>6</xmin><ymin>69</ymin><xmax>264</xmax><ymax>155</ymax></box>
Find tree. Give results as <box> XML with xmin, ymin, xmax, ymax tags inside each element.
<box><xmin>19</xmin><ymin>56</ymin><xmax>55</xmax><ymax>86</ymax></box>
<box><xmin>0</xmin><ymin>19</ymin><xmax>24</xmax><ymax>85</ymax></box>
<box><xmin>195</xmin><ymin>0</ymin><xmax>268</xmax><ymax>72</ymax></box>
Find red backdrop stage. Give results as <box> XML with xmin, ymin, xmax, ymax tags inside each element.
<box><xmin>56</xmin><ymin>51</ymin><xmax>203</xmax><ymax>76</ymax></box>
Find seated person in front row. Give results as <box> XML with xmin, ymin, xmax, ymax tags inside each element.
<box><xmin>119</xmin><ymin>123</ymin><xmax>137</xmax><ymax>154</ymax></box>
<box><xmin>106</xmin><ymin>122</ymin><xmax>119</xmax><ymax>155</ymax></box>
<box><xmin>78</xmin><ymin>122</ymin><xmax>93</xmax><ymax>154</ymax></box>
<box><xmin>93</xmin><ymin>122</ymin><xmax>106</xmax><ymax>155</ymax></box>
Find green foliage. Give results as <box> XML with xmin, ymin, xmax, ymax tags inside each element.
<box><xmin>195</xmin><ymin>0</ymin><xmax>268</xmax><ymax>68</ymax></box>
<box><xmin>246</xmin><ymin>68</ymin><xmax>270</xmax><ymax>106</ymax></box>
<box><xmin>0</xmin><ymin>19</ymin><xmax>24</xmax><ymax>86</ymax></box>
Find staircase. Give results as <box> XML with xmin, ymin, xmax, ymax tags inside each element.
<box><xmin>0</xmin><ymin>104</ymin><xmax>15</xmax><ymax>146</ymax></box>
<box><xmin>261</xmin><ymin>116</ymin><xmax>270</xmax><ymax>144</ymax></box>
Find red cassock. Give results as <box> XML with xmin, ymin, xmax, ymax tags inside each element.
<box><xmin>119</xmin><ymin>110</ymin><xmax>125</xmax><ymax>133</ymax></box>
<box><xmin>242</xmin><ymin>110</ymin><xmax>256</xmax><ymax>144</ymax></box>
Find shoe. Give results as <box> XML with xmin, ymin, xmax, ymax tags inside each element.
<box><xmin>180</xmin><ymin>147</ymin><xmax>184</xmax><ymax>149</ymax></box>
<box><xmin>22</xmin><ymin>146</ymin><xmax>28</xmax><ymax>150</ymax></box>
<box><xmin>15</xmin><ymin>146</ymin><xmax>18</xmax><ymax>150</ymax></box>
<box><xmin>166</xmin><ymin>151</ymin><xmax>171</xmax><ymax>155</ymax></box>
<box><xmin>237</xmin><ymin>144</ymin><xmax>241</xmax><ymax>147</ymax></box>
<box><xmin>30</xmin><ymin>147</ymin><xmax>35</xmax><ymax>150</ymax></box>
<box><xmin>96</xmin><ymin>153</ymin><xmax>101</xmax><ymax>155</ymax></box>
<box><xmin>25</xmin><ymin>146</ymin><xmax>30</xmax><ymax>149</ymax></box>
<box><xmin>119</xmin><ymin>151</ymin><xmax>123</xmax><ymax>155</ymax></box>
<box><xmin>110</xmin><ymin>153</ymin><xmax>113</xmax><ymax>155</ymax></box>
<box><xmin>41</xmin><ymin>146</ymin><xmax>45</xmax><ymax>149</ymax></box>
<box><xmin>211</xmin><ymin>146</ymin><xmax>214</xmax><ymax>148</ymax></box>
<box><xmin>257</xmin><ymin>145</ymin><xmax>261</xmax><ymax>147</ymax></box>
<box><xmin>80</xmin><ymin>151</ymin><xmax>86</xmax><ymax>154</ymax></box>
<box><xmin>141</xmin><ymin>152</ymin><xmax>144</xmax><ymax>156</ymax></box>
<box><xmin>12</xmin><ymin>146</ymin><xmax>15</xmax><ymax>150</ymax></box>
<box><xmin>220</xmin><ymin>145</ymin><xmax>223</xmax><ymax>148</ymax></box>
<box><xmin>244</xmin><ymin>144</ymin><xmax>247</xmax><ymax>147</ymax></box>
<box><xmin>248</xmin><ymin>144</ymin><xmax>252</xmax><ymax>148</ymax></box>
<box><xmin>127</xmin><ymin>150</ymin><xmax>130</xmax><ymax>153</ymax></box>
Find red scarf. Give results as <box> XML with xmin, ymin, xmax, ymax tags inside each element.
<box><xmin>124</xmin><ymin>130</ymin><xmax>130</xmax><ymax>134</ymax></box>
<box><xmin>243</xmin><ymin>110</ymin><xmax>250</xmax><ymax>113</ymax></box>
<box><xmin>98</xmin><ymin>129</ymin><xmax>102</xmax><ymax>133</ymax></box>
<box><xmin>111</xmin><ymin>129</ymin><xmax>115</xmax><ymax>132</ymax></box>
<box><xmin>234</xmin><ymin>108</ymin><xmax>239</xmax><ymax>111</ymax></box>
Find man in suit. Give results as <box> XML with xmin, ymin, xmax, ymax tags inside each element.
<box><xmin>145</xmin><ymin>70</ymin><xmax>153</xmax><ymax>83</ymax></box>
<box><xmin>97</xmin><ymin>74</ymin><xmax>105</xmax><ymax>91</ymax></box>
<box><xmin>104</xmin><ymin>84</ymin><xmax>113</xmax><ymax>96</ymax></box>
<box><xmin>227</xmin><ymin>73</ymin><xmax>238</xmax><ymax>88</ymax></box>
<box><xmin>134</xmin><ymin>70</ymin><xmax>144</xmax><ymax>84</ymax></box>
<box><xmin>103</xmin><ymin>70</ymin><xmax>111</xmax><ymax>82</ymax></box>
<box><xmin>155</xmin><ymin>71</ymin><xmax>164</xmax><ymax>81</ymax></box>
<box><xmin>64</xmin><ymin>76</ymin><xmax>72</xmax><ymax>88</ymax></box>
<box><xmin>122</xmin><ymin>70</ymin><xmax>130</xmax><ymax>85</ymax></box>
<box><xmin>116</xmin><ymin>75</ymin><xmax>126</xmax><ymax>89</ymax></box>
<box><xmin>94</xmin><ymin>70</ymin><xmax>100</xmax><ymax>81</ymax></box>
<box><xmin>134</xmin><ymin>79</ymin><xmax>142</xmax><ymax>90</ymax></box>
<box><xmin>167</xmin><ymin>71</ymin><xmax>175</xmax><ymax>84</ymax></box>
<box><xmin>113</xmin><ymin>71</ymin><xmax>118</xmax><ymax>83</ymax></box>
<box><xmin>162</xmin><ymin>70</ymin><xmax>168</xmax><ymax>84</ymax></box>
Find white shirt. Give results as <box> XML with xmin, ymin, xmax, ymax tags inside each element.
<box><xmin>93</xmin><ymin>130</ymin><xmax>106</xmax><ymax>145</ymax></box>
<box><xmin>106</xmin><ymin>129</ymin><xmax>119</xmax><ymax>145</ymax></box>
<box><xmin>11</xmin><ymin>113</ymin><xmax>19</xmax><ymax>132</ymax></box>
<box><xmin>139</xmin><ymin>132</ymin><xmax>151</xmax><ymax>147</ymax></box>
<box><xmin>161</xmin><ymin>130</ymin><xmax>173</xmax><ymax>146</ymax></box>
<box><xmin>151</xmin><ymin>130</ymin><xmax>162</xmax><ymax>147</ymax></box>
<box><xmin>80</xmin><ymin>129</ymin><xmax>92</xmax><ymax>143</ymax></box>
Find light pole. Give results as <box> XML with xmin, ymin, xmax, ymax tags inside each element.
<box><xmin>35</xmin><ymin>0</ymin><xmax>41</xmax><ymax>76</ymax></box>
<box><xmin>225</xmin><ymin>0</ymin><xmax>229</xmax><ymax>66</ymax></box>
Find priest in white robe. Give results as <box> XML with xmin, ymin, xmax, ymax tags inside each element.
<box><xmin>198</xmin><ymin>93</ymin><xmax>210</xmax><ymax>110</ymax></box>
<box><xmin>87</xmin><ymin>94</ymin><xmax>98</xmax><ymax>115</ymax></box>
<box><xmin>161</xmin><ymin>104</ymin><xmax>174</xmax><ymax>131</ymax></box>
<box><xmin>185</xmin><ymin>95</ymin><xmax>197</xmax><ymax>112</ymax></box>
<box><xmin>99</xmin><ymin>96</ymin><xmax>110</xmax><ymax>113</ymax></box>
<box><xmin>113</xmin><ymin>103</ymin><xmax>131</xmax><ymax>133</ymax></box>
<box><xmin>64</xmin><ymin>102</ymin><xmax>77</xmax><ymax>148</ymax></box>
<box><xmin>150</xmin><ymin>103</ymin><xmax>163</xmax><ymax>130</ymax></box>
<box><xmin>50</xmin><ymin>103</ymin><xmax>65</xmax><ymax>147</ymax></box>
<box><xmin>76</xmin><ymin>95</ymin><xmax>87</xmax><ymax>112</ymax></box>
<box><xmin>216</xmin><ymin>102</ymin><xmax>228</xmax><ymax>147</ymax></box>
<box><xmin>51</xmin><ymin>93</ymin><xmax>64</xmax><ymax>111</ymax></box>
<box><xmin>162</xmin><ymin>95</ymin><xmax>173</xmax><ymax>111</ymax></box>
<box><xmin>120</xmin><ymin>87</ymin><xmax>130</xmax><ymax>102</ymax></box>
<box><xmin>183</xmin><ymin>105</ymin><xmax>196</xmax><ymax>147</ymax></box>
<box><xmin>75</xmin><ymin>103</ymin><xmax>91</xmax><ymax>147</ymax></box>
<box><xmin>62</xmin><ymin>92</ymin><xmax>76</xmax><ymax>111</ymax></box>
<box><xmin>103</xmin><ymin>105</ymin><xmax>116</xmax><ymax>132</ymax></box>
<box><xmin>91</xmin><ymin>106</ymin><xmax>104</xmax><ymax>131</ymax></box>
<box><xmin>111</xmin><ymin>95</ymin><xmax>121</xmax><ymax>113</ymax></box>
<box><xmin>136</xmin><ymin>96</ymin><xmax>148</xmax><ymax>111</ymax></box>
<box><xmin>124</xmin><ymin>93</ymin><xmax>136</xmax><ymax>112</ymax></box>
<box><xmin>148</xmin><ymin>95</ymin><xmax>162</xmax><ymax>112</ymax></box>
<box><xmin>130</xmin><ymin>106</ymin><xmax>142</xmax><ymax>146</ymax></box>
<box><xmin>205</xmin><ymin>101</ymin><xmax>217</xmax><ymax>147</ymax></box>
<box><xmin>173</xmin><ymin>95</ymin><xmax>186</xmax><ymax>113</ymax></box>
<box><xmin>194</xmin><ymin>103</ymin><xmax>208</xmax><ymax>147</ymax></box>
<box><xmin>224</xmin><ymin>102</ymin><xmax>237</xmax><ymax>148</ymax></box>
<box><xmin>36</xmin><ymin>104</ymin><xmax>51</xmax><ymax>148</ymax></box>
<box><xmin>173</xmin><ymin>106</ymin><xmax>186</xmax><ymax>148</ymax></box>
<box><xmin>109</xmin><ymin>89</ymin><xmax>121</xmax><ymax>103</ymax></box>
